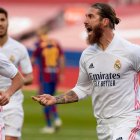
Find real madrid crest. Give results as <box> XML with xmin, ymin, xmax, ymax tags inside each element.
<box><xmin>9</xmin><ymin>55</ymin><xmax>15</xmax><ymax>63</ymax></box>
<box><xmin>114</xmin><ymin>59</ymin><xmax>121</xmax><ymax>70</ymax></box>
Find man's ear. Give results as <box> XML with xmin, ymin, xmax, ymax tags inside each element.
<box><xmin>102</xmin><ymin>18</ymin><xmax>110</xmax><ymax>27</ymax></box>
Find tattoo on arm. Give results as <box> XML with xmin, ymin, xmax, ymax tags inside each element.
<box><xmin>55</xmin><ymin>90</ymin><xmax>78</xmax><ymax>104</ymax></box>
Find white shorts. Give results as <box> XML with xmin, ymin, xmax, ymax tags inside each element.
<box><xmin>3</xmin><ymin>93</ymin><xmax>24</xmax><ymax>138</ymax></box>
<box><xmin>96</xmin><ymin>116</ymin><xmax>140</xmax><ymax>140</ymax></box>
<box><xmin>0</xmin><ymin>125</ymin><xmax>5</xmax><ymax>140</ymax></box>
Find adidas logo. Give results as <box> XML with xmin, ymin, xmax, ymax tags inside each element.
<box><xmin>89</xmin><ymin>63</ymin><xmax>94</xmax><ymax>68</ymax></box>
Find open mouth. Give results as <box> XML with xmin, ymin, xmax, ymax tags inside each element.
<box><xmin>86</xmin><ymin>27</ymin><xmax>93</xmax><ymax>34</ymax></box>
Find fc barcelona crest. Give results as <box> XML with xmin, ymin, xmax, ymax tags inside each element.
<box><xmin>114</xmin><ymin>59</ymin><xmax>121</xmax><ymax>70</ymax></box>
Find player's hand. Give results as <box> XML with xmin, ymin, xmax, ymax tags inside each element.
<box><xmin>32</xmin><ymin>94</ymin><xmax>56</xmax><ymax>106</ymax></box>
<box><xmin>0</xmin><ymin>92</ymin><xmax>10</xmax><ymax>106</ymax></box>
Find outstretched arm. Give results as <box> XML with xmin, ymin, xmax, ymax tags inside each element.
<box><xmin>32</xmin><ymin>90</ymin><xmax>78</xmax><ymax>106</ymax></box>
<box><xmin>55</xmin><ymin>90</ymin><xmax>78</xmax><ymax>104</ymax></box>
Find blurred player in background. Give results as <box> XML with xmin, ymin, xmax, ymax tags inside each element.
<box><xmin>33</xmin><ymin>2</ymin><xmax>140</xmax><ymax>140</ymax></box>
<box><xmin>0</xmin><ymin>52</ymin><xmax>23</xmax><ymax>140</ymax></box>
<box><xmin>31</xmin><ymin>28</ymin><xmax>65</xmax><ymax>134</ymax></box>
<box><xmin>0</xmin><ymin>7</ymin><xmax>33</xmax><ymax>140</ymax></box>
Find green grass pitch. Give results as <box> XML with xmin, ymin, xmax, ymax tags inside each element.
<box><xmin>22</xmin><ymin>90</ymin><xmax>98</xmax><ymax>140</ymax></box>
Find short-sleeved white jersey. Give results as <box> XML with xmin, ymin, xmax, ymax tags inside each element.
<box><xmin>72</xmin><ymin>34</ymin><xmax>140</xmax><ymax>119</ymax></box>
<box><xmin>0</xmin><ymin>52</ymin><xmax>17</xmax><ymax>79</ymax></box>
<box><xmin>0</xmin><ymin>37</ymin><xmax>32</xmax><ymax>100</ymax></box>
<box><xmin>0</xmin><ymin>52</ymin><xmax>18</xmax><ymax>125</ymax></box>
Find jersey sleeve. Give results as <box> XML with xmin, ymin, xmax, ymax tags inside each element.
<box><xmin>19</xmin><ymin>45</ymin><xmax>33</xmax><ymax>74</ymax></box>
<box><xmin>131</xmin><ymin>44</ymin><xmax>140</xmax><ymax>72</ymax></box>
<box><xmin>72</xmin><ymin>53</ymin><xmax>93</xmax><ymax>100</ymax></box>
<box><xmin>0</xmin><ymin>53</ymin><xmax>18</xmax><ymax>78</ymax></box>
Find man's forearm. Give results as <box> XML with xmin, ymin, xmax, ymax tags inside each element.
<box><xmin>23</xmin><ymin>73</ymin><xmax>33</xmax><ymax>85</ymax></box>
<box><xmin>55</xmin><ymin>90</ymin><xmax>78</xmax><ymax>104</ymax></box>
<box><xmin>6</xmin><ymin>72</ymin><xmax>23</xmax><ymax>97</ymax></box>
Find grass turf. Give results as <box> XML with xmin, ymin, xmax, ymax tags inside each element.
<box><xmin>22</xmin><ymin>90</ymin><xmax>98</xmax><ymax>140</ymax></box>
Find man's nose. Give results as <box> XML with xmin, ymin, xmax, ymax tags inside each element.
<box><xmin>84</xmin><ymin>17</ymin><xmax>90</xmax><ymax>26</ymax></box>
<box><xmin>0</xmin><ymin>20</ymin><xmax>3</xmax><ymax>26</ymax></box>
<box><xmin>84</xmin><ymin>21</ymin><xmax>89</xmax><ymax>27</ymax></box>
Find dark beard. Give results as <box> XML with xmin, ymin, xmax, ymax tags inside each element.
<box><xmin>86</xmin><ymin>25</ymin><xmax>103</xmax><ymax>45</ymax></box>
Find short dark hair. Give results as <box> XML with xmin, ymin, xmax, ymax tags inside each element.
<box><xmin>0</xmin><ymin>7</ymin><xmax>8</xmax><ymax>18</ymax></box>
<box><xmin>91</xmin><ymin>3</ymin><xmax>120</xmax><ymax>29</ymax></box>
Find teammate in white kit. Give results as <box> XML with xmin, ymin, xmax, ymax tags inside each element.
<box><xmin>0</xmin><ymin>52</ymin><xmax>23</xmax><ymax>140</ymax></box>
<box><xmin>32</xmin><ymin>3</ymin><xmax>140</xmax><ymax>140</ymax></box>
<box><xmin>0</xmin><ymin>7</ymin><xmax>33</xmax><ymax>140</ymax></box>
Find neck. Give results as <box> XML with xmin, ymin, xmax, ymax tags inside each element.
<box><xmin>0</xmin><ymin>35</ymin><xmax>8</xmax><ymax>47</ymax></box>
<box><xmin>98</xmin><ymin>29</ymin><xmax>114</xmax><ymax>50</ymax></box>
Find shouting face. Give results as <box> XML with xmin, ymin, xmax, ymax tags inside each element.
<box><xmin>84</xmin><ymin>7</ymin><xmax>104</xmax><ymax>45</ymax></box>
<box><xmin>0</xmin><ymin>13</ymin><xmax>8</xmax><ymax>38</ymax></box>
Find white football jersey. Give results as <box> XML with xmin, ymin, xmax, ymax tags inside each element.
<box><xmin>0</xmin><ymin>52</ymin><xmax>18</xmax><ymax>125</ymax></box>
<box><xmin>72</xmin><ymin>34</ymin><xmax>140</xmax><ymax>119</ymax></box>
<box><xmin>0</xmin><ymin>37</ymin><xmax>32</xmax><ymax>100</ymax></box>
<box><xmin>0</xmin><ymin>52</ymin><xmax>17</xmax><ymax>79</ymax></box>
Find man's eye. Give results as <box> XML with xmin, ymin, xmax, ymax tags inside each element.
<box><xmin>0</xmin><ymin>18</ymin><xmax>5</xmax><ymax>21</ymax></box>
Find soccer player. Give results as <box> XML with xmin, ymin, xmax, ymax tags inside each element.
<box><xmin>32</xmin><ymin>2</ymin><xmax>140</xmax><ymax>140</ymax></box>
<box><xmin>31</xmin><ymin>29</ymin><xmax>65</xmax><ymax>134</ymax></box>
<box><xmin>0</xmin><ymin>52</ymin><xmax>23</xmax><ymax>140</ymax></box>
<box><xmin>0</xmin><ymin>7</ymin><xmax>33</xmax><ymax>140</ymax></box>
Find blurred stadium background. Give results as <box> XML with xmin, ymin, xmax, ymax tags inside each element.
<box><xmin>1</xmin><ymin>0</ymin><xmax>140</xmax><ymax>139</ymax></box>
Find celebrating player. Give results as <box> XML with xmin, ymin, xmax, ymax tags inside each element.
<box><xmin>32</xmin><ymin>3</ymin><xmax>140</xmax><ymax>140</ymax></box>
